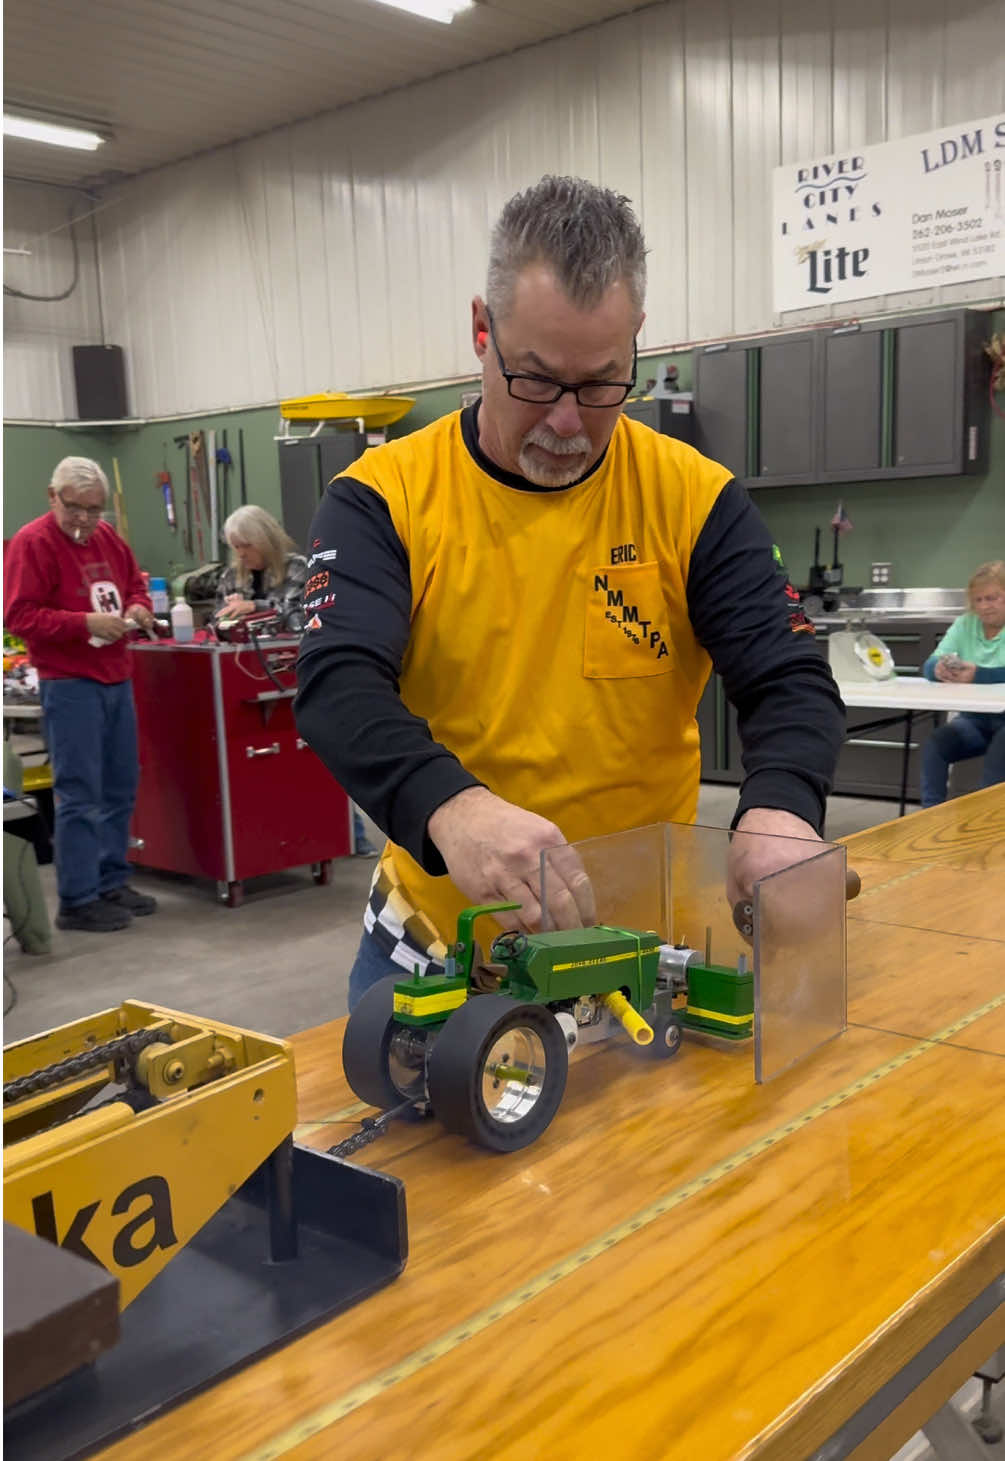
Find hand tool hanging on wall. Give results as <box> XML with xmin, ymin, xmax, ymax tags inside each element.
<box><xmin>188</xmin><ymin>432</ymin><xmax>208</xmax><ymax>562</ymax></box>
<box><xmin>217</xmin><ymin>431</ymin><xmax>233</xmax><ymax>523</ymax></box>
<box><xmin>238</xmin><ymin>427</ymin><xmax>248</xmax><ymax>505</ymax></box>
<box><xmin>207</xmin><ymin>429</ymin><xmax>218</xmax><ymax>551</ymax></box>
<box><xmin>155</xmin><ymin>470</ymin><xmax>177</xmax><ymax>530</ymax></box>
<box><xmin>198</xmin><ymin>431</ymin><xmax>213</xmax><ymax>553</ymax></box>
<box><xmin>157</xmin><ymin>446</ymin><xmax>177</xmax><ymax>531</ymax></box>
<box><xmin>112</xmin><ymin>458</ymin><xmax>130</xmax><ymax>543</ymax></box>
<box><xmin>173</xmin><ymin>435</ymin><xmax>193</xmax><ymax>555</ymax></box>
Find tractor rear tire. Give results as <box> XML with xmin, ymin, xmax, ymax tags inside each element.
<box><xmin>342</xmin><ymin>975</ymin><xmax>406</xmax><ymax>1110</ymax></box>
<box><xmin>427</xmin><ymin>995</ymin><xmax>568</xmax><ymax>1153</ymax></box>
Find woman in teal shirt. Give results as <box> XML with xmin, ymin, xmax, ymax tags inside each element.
<box><xmin>921</xmin><ymin>560</ymin><xmax>1005</xmax><ymax>807</ymax></box>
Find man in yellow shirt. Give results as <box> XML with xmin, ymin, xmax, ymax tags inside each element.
<box><xmin>297</xmin><ymin>176</ymin><xmax>844</xmax><ymax>1006</ymax></box>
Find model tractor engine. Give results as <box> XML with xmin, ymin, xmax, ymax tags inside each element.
<box><xmin>342</xmin><ymin>904</ymin><xmax>753</xmax><ymax>1154</ymax></box>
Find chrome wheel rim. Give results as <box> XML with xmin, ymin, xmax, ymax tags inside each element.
<box><xmin>479</xmin><ymin>1027</ymin><xmax>547</xmax><ymax>1125</ymax></box>
<box><xmin>387</xmin><ymin>1027</ymin><xmax>427</xmax><ymax>1099</ymax></box>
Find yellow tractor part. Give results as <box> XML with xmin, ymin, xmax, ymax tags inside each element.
<box><xmin>3</xmin><ymin>1001</ymin><xmax>297</xmax><ymax>1312</ymax></box>
<box><xmin>601</xmin><ymin>990</ymin><xmax>654</xmax><ymax>1046</ymax></box>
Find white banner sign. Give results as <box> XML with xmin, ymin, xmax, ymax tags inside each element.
<box><xmin>773</xmin><ymin>115</ymin><xmax>1005</xmax><ymax>313</ymax></box>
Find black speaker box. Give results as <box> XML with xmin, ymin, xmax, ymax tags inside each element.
<box><xmin>72</xmin><ymin>344</ymin><xmax>128</xmax><ymax>420</ymax></box>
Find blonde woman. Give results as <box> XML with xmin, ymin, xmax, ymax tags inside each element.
<box><xmin>216</xmin><ymin>506</ymin><xmax>308</xmax><ymax>630</ymax></box>
<box><xmin>921</xmin><ymin>560</ymin><xmax>1005</xmax><ymax>807</ymax></box>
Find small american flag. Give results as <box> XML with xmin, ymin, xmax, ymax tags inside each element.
<box><xmin>831</xmin><ymin>501</ymin><xmax>854</xmax><ymax>534</ymax></box>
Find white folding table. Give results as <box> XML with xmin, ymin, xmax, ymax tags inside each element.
<box><xmin>836</xmin><ymin>678</ymin><xmax>1005</xmax><ymax>816</ymax></box>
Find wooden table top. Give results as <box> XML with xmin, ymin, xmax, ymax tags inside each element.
<box><xmin>98</xmin><ymin>789</ymin><xmax>1005</xmax><ymax>1461</ymax></box>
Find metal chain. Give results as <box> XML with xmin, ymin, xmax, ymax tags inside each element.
<box><xmin>3</xmin><ymin>1028</ymin><xmax>172</xmax><ymax>1105</ymax></box>
<box><xmin>14</xmin><ymin>1086</ymin><xmax>158</xmax><ymax>1137</ymax></box>
<box><xmin>327</xmin><ymin>1098</ymin><xmax>417</xmax><ymax>1160</ymax></box>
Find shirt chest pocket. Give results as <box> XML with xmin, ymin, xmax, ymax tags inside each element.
<box><xmin>583</xmin><ymin>562</ymin><xmax>675</xmax><ymax>680</ymax></box>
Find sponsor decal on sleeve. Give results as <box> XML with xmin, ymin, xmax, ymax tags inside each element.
<box><xmin>788</xmin><ymin>607</ymin><xmax>816</xmax><ymax>635</ymax></box>
<box><xmin>305</xmin><ymin>570</ymin><xmax>330</xmax><ymax>596</ymax></box>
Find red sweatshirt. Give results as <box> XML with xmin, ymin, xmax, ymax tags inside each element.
<box><xmin>3</xmin><ymin>513</ymin><xmax>152</xmax><ymax>683</ymax></box>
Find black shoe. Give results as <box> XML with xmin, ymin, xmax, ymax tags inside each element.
<box><xmin>102</xmin><ymin>885</ymin><xmax>157</xmax><ymax>916</ymax></box>
<box><xmin>57</xmin><ymin>899</ymin><xmax>132</xmax><ymax>932</ymax></box>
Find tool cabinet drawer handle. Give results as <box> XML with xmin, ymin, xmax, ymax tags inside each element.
<box><xmin>246</xmin><ymin>742</ymin><xmax>280</xmax><ymax>758</ymax></box>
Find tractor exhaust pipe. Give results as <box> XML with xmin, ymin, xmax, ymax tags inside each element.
<box><xmin>601</xmin><ymin>990</ymin><xmax>654</xmax><ymax>1045</ymax></box>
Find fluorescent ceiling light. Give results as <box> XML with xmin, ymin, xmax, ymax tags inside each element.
<box><xmin>3</xmin><ymin>114</ymin><xmax>107</xmax><ymax>151</ymax></box>
<box><xmin>368</xmin><ymin>0</ymin><xmax>474</xmax><ymax>22</ymax></box>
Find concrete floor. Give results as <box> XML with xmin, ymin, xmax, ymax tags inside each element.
<box><xmin>4</xmin><ymin>782</ymin><xmax>1001</xmax><ymax>1460</ymax></box>
<box><xmin>3</xmin><ymin>783</ymin><xmax>900</xmax><ymax>1043</ymax></box>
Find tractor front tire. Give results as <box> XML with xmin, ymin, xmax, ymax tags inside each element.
<box><xmin>636</xmin><ymin>1008</ymin><xmax>683</xmax><ymax>1060</ymax></box>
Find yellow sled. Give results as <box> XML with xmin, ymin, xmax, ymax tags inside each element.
<box><xmin>279</xmin><ymin>392</ymin><xmax>414</xmax><ymax>428</ymax></box>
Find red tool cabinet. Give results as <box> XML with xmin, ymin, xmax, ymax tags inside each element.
<box><xmin>128</xmin><ymin>642</ymin><xmax>351</xmax><ymax>906</ymax></box>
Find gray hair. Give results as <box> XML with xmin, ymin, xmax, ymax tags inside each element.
<box><xmin>50</xmin><ymin>457</ymin><xmax>109</xmax><ymax>501</ymax></box>
<box><xmin>486</xmin><ymin>176</ymin><xmax>647</xmax><ymax>322</ymax></box>
<box><xmin>223</xmin><ymin>504</ymin><xmax>297</xmax><ymax>589</ymax></box>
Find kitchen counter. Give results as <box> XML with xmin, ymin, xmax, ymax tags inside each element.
<box><xmin>809</xmin><ymin>611</ymin><xmax>957</xmax><ymax>631</ymax></box>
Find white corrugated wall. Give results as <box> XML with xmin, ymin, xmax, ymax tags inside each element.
<box><xmin>5</xmin><ymin>0</ymin><xmax>1004</xmax><ymax>420</ymax></box>
<box><xmin>3</xmin><ymin>181</ymin><xmax>105</xmax><ymax>420</ymax></box>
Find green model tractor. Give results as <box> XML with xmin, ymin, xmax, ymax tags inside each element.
<box><xmin>342</xmin><ymin>903</ymin><xmax>753</xmax><ymax>1153</ymax></box>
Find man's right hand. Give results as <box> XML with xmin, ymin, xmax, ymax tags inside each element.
<box><xmin>427</xmin><ymin>786</ymin><xmax>596</xmax><ymax>933</ymax></box>
<box><xmin>85</xmin><ymin>612</ymin><xmax>130</xmax><ymax>642</ymax></box>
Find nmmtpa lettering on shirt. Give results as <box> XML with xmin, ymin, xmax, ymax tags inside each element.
<box><xmin>584</xmin><ymin>562</ymin><xmax>674</xmax><ymax>679</ymax></box>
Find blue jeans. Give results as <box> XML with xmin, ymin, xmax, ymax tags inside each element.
<box><xmin>920</xmin><ymin>711</ymin><xmax>1005</xmax><ymax>809</ymax></box>
<box><xmin>40</xmin><ymin>678</ymin><xmax>139</xmax><ymax>909</ymax></box>
<box><xmin>347</xmin><ymin>927</ymin><xmax>405</xmax><ymax>1012</ymax></box>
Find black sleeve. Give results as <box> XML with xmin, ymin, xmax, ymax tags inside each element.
<box><xmin>294</xmin><ymin>479</ymin><xmax>481</xmax><ymax>873</ymax></box>
<box><xmin>686</xmin><ymin>480</ymin><xmax>845</xmax><ymax>833</ymax></box>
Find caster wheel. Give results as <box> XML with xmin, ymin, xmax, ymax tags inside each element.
<box><xmin>427</xmin><ymin>996</ymin><xmax>568</xmax><ymax>1153</ymax></box>
<box><xmin>342</xmin><ymin>976</ymin><xmax>426</xmax><ymax>1109</ymax></box>
<box><xmin>637</xmin><ymin>1011</ymin><xmax>683</xmax><ymax>1060</ymax></box>
<box><xmin>220</xmin><ymin>881</ymin><xmax>243</xmax><ymax>908</ymax></box>
<box><xmin>312</xmin><ymin>860</ymin><xmax>333</xmax><ymax>886</ymax></box>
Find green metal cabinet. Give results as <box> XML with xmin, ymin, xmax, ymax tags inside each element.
<box><xmin>692</xmin><ymin>308</ymin><xmax>990</xmax><ymax>488</ymax></box>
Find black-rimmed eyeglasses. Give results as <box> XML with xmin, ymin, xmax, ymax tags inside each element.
<box><xmin>55</xmin><ymin>490</ymin><xmax>104</xmax><ymax>520</ymax></box>
<box><xmin>485</xmin><ymin>307</ymin><xmax>637</xmax><ymax>408</ymax></box>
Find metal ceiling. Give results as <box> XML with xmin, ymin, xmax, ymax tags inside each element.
<box><xmin>3</xmin><ymin>0</ymin><xmax>655</xmax><ymax>190</ymax></box>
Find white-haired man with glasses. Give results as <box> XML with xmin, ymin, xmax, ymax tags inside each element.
<box><xmin>296</xmin><ymin>176</ymin><xmax>845</xmax><ymax>1006</ymax></box>
<box><xmin>4</xmin><ymin>457</ymin><xmax>157</xmax><ymax>932</ymax></box>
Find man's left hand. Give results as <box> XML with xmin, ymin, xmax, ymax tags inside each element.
<box><xmin>727</xmin><ymin>807</ymin><xmax>824</xmax><ymax>910</ymax></box>
<box><xmin>125</xmin><ymin>604</ymin><xmax>155</xmax><ymax>631</ymax></box>
<box><xmin>953</xmin><ymin>661</ymin><xmax>977</xmax><ymax>683</ymax></box>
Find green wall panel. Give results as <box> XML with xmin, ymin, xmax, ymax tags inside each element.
<box><xmin>754</xmin><ymin>459</ymin><xmax>1004</xmax><ymax>593</ymax></box>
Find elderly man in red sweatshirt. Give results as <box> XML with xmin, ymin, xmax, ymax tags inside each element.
<box><xmin>4</xmin><ymin>457</ymin><xmax>157</xmax><ymax>932</ymax></box>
